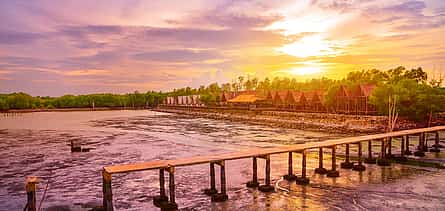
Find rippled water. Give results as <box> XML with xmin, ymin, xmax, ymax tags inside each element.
<box><xmin>0</xmin><ymin>110</ymin><xmax>445</xmax><ymax>210</ymax></box>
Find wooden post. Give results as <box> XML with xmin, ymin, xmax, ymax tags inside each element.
<box><xmin>210</xmin><ymin>163</ymin><xmax>216</xmax><ymax>191</ymax></box>
<box><xmin>211</xmin><ymin>160</ymin><xmax>229</xmax><ymax>202</ymax></box>
<box><xmin>405</xmin><ymin>135</ymin><xmax>412</xmax><ymax>155</ymax></box>
<box><xmin>400</xmin><ymin>136</ymin><xmax>405</xmax><ymax>157</ymax></box>
<box><xmin>418</xmin><ymin>133</ymin><xmax>423</xmax><ymax>150</ymax></box>
<box><xmin>220</xmin><ymin>161</ymin><xmax>226</xmax><ymax>195</ymax></box>
<box><xmin>368</xmin><ymin>140</ymin><xmax>372</xmax><ymax>158</ymax></box>
<box><xmin>327</xmin><ymin>146</ymin><xmax>340</xmax><ymax>177</ymax></box>
<box><xmin>258</xmin><ymin>155</ymin><xmax>274</xmax><ymax>192</ymax></box>
<box><xmin>380</xmin><ymin>139</ymin><xmax>385</xmax><ymax>158</ymax></box>
<box><xmin>387</xmin><ymin>137</ymin><xmax>392</xmax><ymax>157</ymax></box>
<box><xmin>315</xmin><ymin>148</ymin><xmax>327</xmax><ymax>174</ymax></box>
<box><xmin>247</xmin><ymin>157</ymin><xmax>259</xmax><ymax>187</ymax></box>
<box><xmin>301</xmin><ymin>150</ymin><xmax>306</xmax><ymax>179</ymax></box>
<box><xmin>168</xmin><ymin>166</ymin><xmax>176</xmax><ymax>204</ymax></box>
<box><xmin>341</xmin><ymin>144</ymin><xmax>353</xmax><ymax>169</ymax></box>
<box><xmin>102</xmin><ymin>170</ymin><xmax>113</xmax><ymax>211</ymax></box>
<box><xmin>288</xmin><ymin>152</ymin><xmax>293</xmax><ymax>177</ymax></box>
<box><xmin>296</xmin><ymin>150</ymin><xmax>310</xmax><ymax>184</ymax></box>
<box><xmin>431</xmin><ymin>131</ymin><xmax>441</xmax><ymax>152</ymax></box>
<box><xmin>353</xmin><ymin>142</ymin><xmax>366</xmax><ymax>171</ymax></box>
<box><xmin>153</xmin><ymin>169</ymin><xmax>168</xmax><ymax>207</ymax></box>
<box><xmin>265</xmin><ymin>155</ymin><xmax>271</xmax><ymax>186</ymax></box>
<box><xmin>160</xmin><ymin>169</ymin><xmax>166</xmax><ymax>197</ymax></box>
<box><xmin>284</xmin><ymin>152</ymin><xmax>296</xmax><ymax>181</ymax></box>
<box><xmin>204</xmin><ymin>163</ymin><xmax>217</xmax><ymax>195</ymax></box>
<box><xmin>414</xmin><ymin>133</ymin><xmax>426</xmax><ymax>157</ymax></box>
<box><xmin>26</xmin><ymin>176</ymin><xmax>37</xmax><ymax>211</ymax></box>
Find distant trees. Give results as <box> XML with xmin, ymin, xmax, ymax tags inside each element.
<box><xmin>2</xmin><ymin>65</ymin><xmax>444</xmax><ymax>122</ymax></box>
<box><xmin>0</xmin><ymin>92</ymin><xmax>164</xmax><ymax>111</ymax></box>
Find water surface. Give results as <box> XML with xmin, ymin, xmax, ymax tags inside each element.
<box><xmin>0</xmin><ymin>110</ymin><xmax>444</xmax><ymax>210</ymax></box>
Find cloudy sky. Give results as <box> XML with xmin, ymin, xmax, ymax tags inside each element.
<box><xmin>0</xmin><ymin>0</ymin><xmax>444</xmax><ymax>96</ymax></box>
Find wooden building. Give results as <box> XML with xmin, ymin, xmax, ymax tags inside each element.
<box><xmin>334</xmin><ymin>84</ymin><xmax>376</xmax><ymax>114</ymax></box>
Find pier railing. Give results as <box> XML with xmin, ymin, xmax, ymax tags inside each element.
<box><xmin>102</xmin><ymin>125</ymin><xmax>445</xmax><ymax>211</ymax></box>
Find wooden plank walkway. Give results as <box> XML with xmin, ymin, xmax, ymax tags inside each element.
<box><xmin>104</xmin><ymin>125</ymin><xmax>445</xmax><ymax>174</ymax></box>
<box><xmin>101</xmin><ymin>125</ymin><xmax>445</xmax><ymax>211</ymax></box>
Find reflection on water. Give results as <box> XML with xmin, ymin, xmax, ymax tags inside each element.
<box><xmin>0</xmin><ymin>110</ymin><xmax>445</xmax><ymax>210</ymax></box>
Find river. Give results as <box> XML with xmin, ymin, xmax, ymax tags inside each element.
<box><xmin>0</xmin><ymin>110</ymin><xmax>444</xmax><ymax>210</ymax></box>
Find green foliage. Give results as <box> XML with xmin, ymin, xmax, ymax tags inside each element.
<box><xmin>0</xmin><ymin>92</ymin><xmax>165</xmax><ymax>111</ymax></box>
<box><xmin>369</xmin><ymin>79</ymin><xmax>445</xmax><ymax>121</ymax></box>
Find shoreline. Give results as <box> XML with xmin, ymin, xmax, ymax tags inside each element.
<box><xmin>153</xmin><ymin>106</ymin><xmax>445</xmax><ymax>134</ymax></box>
<box><xmin>153</xmin><ymin>106</ymin><xmax>386</xmax><ymax>134</ymax></box>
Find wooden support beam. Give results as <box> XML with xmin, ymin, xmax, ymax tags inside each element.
<box><xmin>102</xmin><ymin>170</ymin><xmax>113</xmax><ymax>211</ymax></box>
<box><xmin>341</xmin><ymin>144</ymin><xmax>353</xmax><ymax>169</ymax></box>
<box><xmin>414</xmin><ymin>133</ymin><xmax>426</xmax><ymax>157</ymax></box>
<box><xmin>153</xmin><ymin>169</ymin><xmax>169</xmax><ymax>207</ymax></box>
<box><xmin>364</xmin><ymin>139</ymin><xmax>376</xmax><ymax>164</ymax></box>
<box><xmin>204</xmin><ymin>163</ymin><xmax>217</xmax><ymax>195</ymax></box>
<box><xmin>353</xmin><ymin>142</ymin><xmax>366</xmax><ymax>171</ymax></box>
<box><xmin>430</xmin><ymin>131</ymin><xmax>441</xmax><ymax>152</ymax></box>
<box><xmin>387</xmin><ymin>137</ymin><xmax>392</xmax><ymax>157</ymax></box>
<box><xmin>160</xmin><ymin>169</ymin><xmax>166</xmax><ymax>197</ymax></box>
<box><xmin>296</xmin><ymin>150</ymin><xmax>310</xmax><ymax>184</ymax></box>
<box><xmin>211</xmin><ymin>160</ymin><xmax>229</xmax><ymax>202</ymax></box>
<box><xmin>288</xmin><ymin>152</ymin><xmax>293</xmax><ymax>177</ymax></box>
<box><xmin>258</xmin><ymin>155</ymin><xmax>274</xmax><ymax>192</ymax></box>
<box><xmin>283</xmin><ymin>152</ymin><xmax>297</xmax><ymax>181</ymax></box>
<box><xmin>167</xmin><ymin>166</ymin><xmax>176</xmax><ymax>204</ymax></box>
<box><xmin>331</xmin><ymin>146</ymin><xmax>337</xmax><ymax>171</ymax></box>
<box><xmin>400</xmin><ymin>136</ymin><xmax>405</xmax><ymax>157</ymax></box>
<box><xmin>327</xmin><ymin>146</ymin><xmax>340</xmax><ymax>177</ymax></box>
<box><xmin>380</xmin><ymin>139</ymin><xmax>385</xmax><ymax>158</ymax></box>
<box><xmin>247</xmin><ymin>157</ymin><xmax>260</xmax><ymax>187</ymax></box>
<box><xmin>265</xmin><ymin>155</ymin><xmax>271</xmax><ymax>186</ymax></box>
<box><xmin>315</xmin><ymin>148</ymin><xmax>327</xmax><ymax>174</ymax></box>
<box><xmin>405</xmin><ymin>135</ymin><xmax>412</xmax><ymax>155</ymax></box>
<box><xmin>26</xmin><ymin>176</ymin><xmax>37</xmax><ymax>211</ymax></box>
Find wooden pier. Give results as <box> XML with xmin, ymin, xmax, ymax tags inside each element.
<box><xmin>102</xmin><ymin>126</ymin><xmax>445</xmax><ymax>210</ymax></box>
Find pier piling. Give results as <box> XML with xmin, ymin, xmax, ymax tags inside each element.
<box><xmin>353</xmin><ymin>142</ymin><xmax>366</xmax><ymax>171</ymax></box>
<box><xmin>25</xmin><ymin>176</ymin><xmax>37</xmax><ymax>211</ymax></box>
<box><xmin>327</xmin><ymin>146</ymin><xmax>340</xmax><ymax>177</ymax></box>
<box><xmin>400</xmin><ymin>136</ymin><xmax>405</xmax><ymax>157</ymax></box>
<box><xmin>341</xmin><ymin>144</ymin><xmax>354</xmax><ymax>169</ymax></box>
<box><xmin>405</xmin><ymin>136</ymin><xmax>412</xmax><ymax>155</ymax></box>
<box><xmin>430</xmin><ymin>132</ymin><xmax>441</xmax><ymax>152</ymax></box>
<box><xmin>153</xmin><ymin>169</ymin><xmax>168</xmax><ymax>207</ymax></box>
<box><xmin>211</xmin><ymin>161</ymin><xmax>229</xmax><ymax>202</ymax></box>
<box><xmin>258</xmin><ymin>155</ymin><xmax>274</xmax><ymax>192</ymax></box>
<box><xmin>414</xmin><ymin>133</ymin><xmax>426</xmax><ymax>157</ymax></box>
<box><xmin>296</xmin><ymin>150</ymin><xmax>310</xmax><ymax>184</ymax></box>
<box><xmin>364</xmin><ymin>140</ymin><xmax>376</xmax><ymax>164</ymax></box>
<box><xmin>204</xmin><ymin>163</ymin><xmax>217</xmax><ymax>195</ymax></box>
<box><xmin>102</xmin><ymin>170</ymin><xmax>113</xmax><ymax>211</ymax></box>
<box><xmin>387</xmin><ymin>137</ymin><xmax>392</xmax><ymax>157</ymax></box>
<box><xmin>246</xmin><ymin>157</ymin><xmax>259</xmax><ymax>188</ymax></box>
<box><xmin>283</xmin><ymin>152</ymin><xmax>297</xmax><ymax>181</ymax></box>
<box><xmin>315</xmin><ymin>148</ymin><xmax>328</xmax><ymax>174</ymax></box>
<box><xmin>163</xmin><ymin>166</ymin><xmax>178</xmax><ymax>210</ymax></box>
<box><xmin>377</xmin><ymin>139</ymin><xmax>391</xmax><ymax>166</ymax></box>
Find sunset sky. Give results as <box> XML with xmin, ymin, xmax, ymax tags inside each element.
<box><xmin>0</xmin><ymin>0</ymin><xmax>444</xmax><ymax>96</ymax></box>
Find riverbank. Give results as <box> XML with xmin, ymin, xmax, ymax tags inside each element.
<box><xmin>154</xmin><ymin>106</ymin><xmax>444</xmax><ymax>134</ymax></box>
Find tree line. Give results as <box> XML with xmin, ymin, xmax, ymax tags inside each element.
<box><xmin>2</xmin><ymin>66</ymin><xmax>444</xmax><ymax>121</ymax></box>
<box><xmin>0</xmin><ymin>91</ymin><xmax>164</xmax><ymax>111</ymax></box>
<box><xmin>167</xmin><ymin>66</ymin><xmax>445</xmax><ymax>121</ymax></box>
